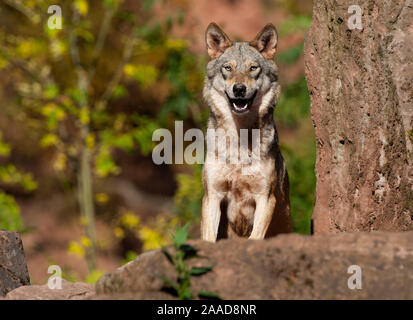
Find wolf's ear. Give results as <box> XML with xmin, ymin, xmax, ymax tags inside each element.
<box><xmin>205</xmin><ymin>23</ymin><xmax>232</xmax><ymax>59</ymax></box>
<box><xmin>250</xmin><ymin>24</ymin><xmax>278</xmax><ymax>59</ymax></box>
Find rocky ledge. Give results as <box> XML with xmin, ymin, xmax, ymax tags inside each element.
<box><xmin>2</xmin><ymin>230</ymin><xmax>413</xmax><ymax>299</ymax></box>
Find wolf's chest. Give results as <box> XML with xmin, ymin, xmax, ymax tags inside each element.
<box><xmin>209</xmin><ymin>164</ymin><xmax>267</xmax><ymax>198</ymax></box>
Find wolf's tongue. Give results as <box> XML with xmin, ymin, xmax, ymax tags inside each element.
<box><xmin>233</xmin><ymin>100</ymin><xmax>247</xmax><ymax>109</ymax></box>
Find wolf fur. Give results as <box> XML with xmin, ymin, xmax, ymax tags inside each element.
<box><xmin>201</xmin><ymin>23</ymin><xmax>292</xmax><ymax>241</ymax></box>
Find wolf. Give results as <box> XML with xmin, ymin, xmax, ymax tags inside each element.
<box><xmin>201</xmin><ymin>23</ymin><xmax>292</xmax><ymax>242</ymax></box>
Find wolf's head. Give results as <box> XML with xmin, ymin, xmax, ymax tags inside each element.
<box><xmin>203</xmin><ymin>23</ymin><xmax>280</xmax><ymax>117</ymax></box>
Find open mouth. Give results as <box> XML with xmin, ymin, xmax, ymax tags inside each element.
<box><xmin>226</xmin><ymin>91</ymin><xmax>257</xmax><ymax>114</ymax></box>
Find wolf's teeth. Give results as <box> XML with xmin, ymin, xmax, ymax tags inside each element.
<box><xmin>233</xmin><ymin>103</ymin><xmax>248</xmax><ymax>110</ymax></box>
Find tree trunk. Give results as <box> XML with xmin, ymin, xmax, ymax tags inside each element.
<box><xmin>77</xmin><ymin>143</ymin><xmax>97</xmax><ymax>271</ymax></box>
<box><xmin>304</xmin><ymin>0</ymin><xmax>413</xmax><ymax>234</ymax></box>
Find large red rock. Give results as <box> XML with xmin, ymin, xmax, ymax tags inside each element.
<box><xmin>95</xmin><ymin>232</ymin><xmax>413</xmax><ymax>299</ymax></box>
<box><xmin>0</xmin><ymin>230</ymin><xmax>30</xmax><ymax>296</ymax></box>
<box><xmin>304</xmin><ymin>0</ymin><xmax>413</xmax><ymax>233</ymax></box>
<box><xmin>5</xmin><ymin>279</ymin><xmax>94</xmax><ymax>300</ymax></box>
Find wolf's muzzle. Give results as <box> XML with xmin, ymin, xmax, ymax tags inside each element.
<box><xmin>226</xmin><ymin>90</ymin><xmax>257</xmax><ymax>114</ymax></box>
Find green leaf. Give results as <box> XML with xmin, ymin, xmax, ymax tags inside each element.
<box><xmin>0</xmin><ymin>134</ymin><xmax>10</xmax><ymax>157</ymax></box>
<box><xmin>179</xmin><ymin>244</ymin><xmax>197</xmax><ymax>259</ymax></box>
<box><xmin>43</xmin><ymin>84</ymin><xmax>59</xmax><ymax>99</ymax></box>
<box><xmin>189</xmin><ymin>266</ymin><xmax>213</xmax><ymax>276</ymax></box>
<box><xmin>198</xmin><ymin>291</ymin><xmax>221</xmax><ymax>300</ymax></box>
<box><xmin>179</xmin><ymin>288</ymin><xmax>193</xmax><ymax>300</ymax></box>
<box><xmin>173</xmin><ymin>223</ymin><xmax>189</xmax><ymax>247</ymax></box>
<box><xmin>112</xmin><ymin>85</ymin><xmax>128</xmax><ymax>99</ymax></box>
<box><xmin>113</xmin><ymin>134</ymin><xmax>134</xmax><ymax>151</ymax></box>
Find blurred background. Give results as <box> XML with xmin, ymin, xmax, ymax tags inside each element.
<box><xmin>0</xmin><ymin>0</ymin><xmax>314</xmax><ymax>284</ymax></box>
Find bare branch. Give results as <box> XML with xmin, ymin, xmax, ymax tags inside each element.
<box><xmin>69</xmin><ymin>6</ymin><xmax>89</xmax><ymax>98</ymax></box>
<box><xmin>88</xmin><ymin>5</ymin><xmax>117</xmax><ymax>80</ymax></box>
<box><xmin>3</xmin><ymin>0</ymin><xmax>40</xmax><ymax>24</ymax></box>
<box><xmin>97</xmin><ymin>29</ymin><xmax>137</xmax><ymax>108</ymax></box>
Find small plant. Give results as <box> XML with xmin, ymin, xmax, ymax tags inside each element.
<box><xmin>159</xmin><ymin>224</ymin><xmax>220</xmax><ymax>300</ymax></box>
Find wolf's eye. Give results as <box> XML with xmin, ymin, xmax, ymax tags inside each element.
<box><xmin>223</xmin><ymin>65</ymin><xmax>232</xmax><ymax>71</ymax></box>
<box><xmin>250</xmin><ymin>65</ymin><xmax>259</xmax><ymax>71</ymax></box>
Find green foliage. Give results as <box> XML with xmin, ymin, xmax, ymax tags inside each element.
<box><xmin>159</xmin><ymin>224</ymin><xmax>219</xmax><ymax>300</ymax></box>
<box><xmin>279</xmin><ymin>15</ymin><xmax>312</xmax><ymax>35</ymax></box>
<box><xmin>0</xmin><ymin>193</ymin><xmax>23</xmax><ymax>231</ymax></box>
<box><xmin>174</xmin><ymin>165</ymin><xmax>204</xmax><ymax>223</ymax></box>
<box><xmin>275</xmin><ymin>76</ymin><xmax>310</xmax><ymax>127</ymax></box>
<box><xmin>0</xmin><ymin>133</ymin><xmax>10</xmax><ymax>157</ymax></box>
<box><xmin>277</xmin><ymin>43</ymin><xmax>303</xmax><ymax>65</ymax></box>
<box><xmin>275</xmin><ymin>75</ymin><xmax>315</xmax><ymax>234</ymax></box>
<box><xmin>0</xmin><ymin>165</ymin><xmax>37</xmax><ymax>192</ymax></box>
<box><xmin>0</xmin><ymin>132</ymin><xmax>36</xmax><ymax>232</ymax></box>
<box><xmin>281</xmin><ymin>140</ymin><xmax>316</xmax><ymax>235</ymax></box>
<box><xmin>85</xmin><ymin>269</ymin><xmax>105</xmax><ymax>284</ymax></box>
<box><xmin>131</xmin><ymin>115</ymin><xmax>159</xmax><ymax>156</ymax></box>
<box><xmin>0</xmin><ymin>0</ymin><xmax>204</xmax><ymax>273</ymax></box>
<box><xmin>158</xmin><ymin>41</ymin><xmax>202</xmax><ymax>123</ymax></box>
<box><xmin>122</xmin><ymin>250</ymin><xmax>138</xmax><ymax>265</ymax></box>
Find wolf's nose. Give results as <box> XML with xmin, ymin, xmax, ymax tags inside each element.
<box><xmin>233</xmin><ymin>84</ymin><xmax>246</xmax><ymax>97</ymax></box>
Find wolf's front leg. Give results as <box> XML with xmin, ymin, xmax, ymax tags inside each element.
<box><xmin>201</xmin><ymin>194</ymin><xmax>222</xmax><ymax>242</ymax></box>
<box><xmin>249</xmin><ymin>194</ymin><xmax>276</xmax><ymax>240</ymax></box>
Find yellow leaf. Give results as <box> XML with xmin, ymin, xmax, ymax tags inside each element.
<box><xmin>74</xmin><ymin>0</ymin><xmax>88</xmax><ymax>15</ymax></box>
<box><xmin>114</xmin><ymin>227</ymin><xmax>124</xmax><ymax>239</ymax></box>
<box><xmin>96</xmin><ymin>193</ymin><xmax>109</xmax><ymax>204</ymax></box>
<box><xmin>123</xmin><ymin>64</ymin><xmax>135</xmax><ymax>77</ymax></box>
<box><xmin>54</xmin><ymin>152</ymin><xmax>66</xmax><ymax>171</ymax></box>
<box><xmin>120</xmin><ymin>212</ymin><xmax>140</xmax><ymax>229</ymax></box>
<box><xmin>166</xmin><ymin>39</ymin><xmax>187</xmax><ymax>51</ymax></box>
<box><xmin>41</xmin><ymin>103</ymin><xmax>57</xmax><ymax>116</ymax></box>
<box><xmin>86</xmin><ymin>133</ymin><xmax>95</xmax><ymax>149</ymax></box>
<box><xmin>0</xmin><ymin>56</ymin><xmax>8</xmax><ymax>70</ymax></box>
<box><xmin>79</xmin><ymin>107</ymin><xmax>90</xmax><ymax>125</ymax></box>
<box><xmin>68</xmin><ymin>241</ymin><xmax>85</xmax><ymax>257</ymax></box>
<box><xmin>139</xmin><ymin>226</ymin><xmax>165</xmax><ymax>251</ymax></box>
<box><xmin>81</xmin><ymin>236</ymin><xmax>91</xmax><ymax>248</ymax></box>
<box><xmin>40</xmin><ymin>133</ymin><xmax>58</xmax><ymax>147</ymax></box>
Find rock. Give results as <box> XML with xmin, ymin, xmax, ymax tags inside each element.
<box><xmin>96</xmin><ymin>231</ymin><xmax>413</xmax><ymax>299</ymax></box>
<box><xmin>304</xmin><ymin>0</ymin><xmax>413</xmax><ymax>233</ymax></box>
<box><xmin>0</xmin><ymin>230</ymin><xmax>30</xmax><ymax>296</ymax></box>
<box><xmin>5</xmin><ymin>279</ymin><xmax>95</xmax><ymax>300</ymax></box>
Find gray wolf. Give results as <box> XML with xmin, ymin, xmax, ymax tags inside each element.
<box><xmin>201</xmin><ymin>23</ymin><xmax>292</xmax><ymax>241</ymax></box>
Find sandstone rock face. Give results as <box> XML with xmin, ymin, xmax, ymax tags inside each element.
<box><xmin>5</xmin><ymin>279</ymin><xmax>94</xmax><ymax>300</ymax></box>
<box><xmin>0</xmin><ymin>230</ymin><xmax>30</xmax><ymax>296</ymax></box>
<box><xmin>96</xmin><ymin>232</ymin><xmax>413</xmax><ymax>299</ymax></box>
<box><xmin>304</xmin><ymin>0</ymin><xmax>413</xmax><ymax>233</ymax></box>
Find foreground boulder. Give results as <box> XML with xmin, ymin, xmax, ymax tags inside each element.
<box><xmin>0</xmin><ymin>230</ymin><xmax>30</xmax><ymax>296</ymax></box>
<box><xmin>305</xmin><ymin>0</ymin><xmax>413</xmax><ymax>233</ymax></box>
<box><xmin>5</xmin><ymin>279</ymin><xmax>94</xmax><ymax>300</ymax></box>
<box><xmin>96</xmin><ymin>231</ymin><xmax>413</xmax><ymax>299</ymax></box>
